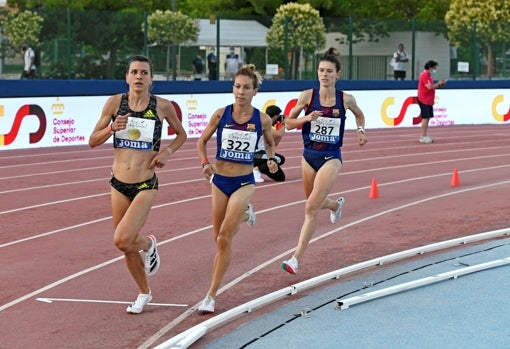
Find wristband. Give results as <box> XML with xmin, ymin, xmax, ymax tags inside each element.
<box><xmin>356</xmin><ymin>127</ymin><xmax>365</xmax><ymax>135</ymax></box>
<box><xmin>201</xmin><ymin>159</ymin><xmax>210</xmax><ymax>168</ymax></box>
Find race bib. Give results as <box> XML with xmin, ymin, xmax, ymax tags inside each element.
<box><xmin>114</xmin><ymin>117</ymin><xmax>156</xmax><ymax>151</ymax></box>
<box><xmin>309</xmin><ymin>117</ymin><xmax>341</xmax><ymax>143</ymax></box>
<box><xmin>219</xmin><ymin>128</ymin><xmax>257</xmax><ymax>162</ymax></box>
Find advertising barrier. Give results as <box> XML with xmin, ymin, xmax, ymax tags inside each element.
<box><xmin>1</xmin><ymin>80</ymin><xmax>509</xmax><ymax>150</ymax></box>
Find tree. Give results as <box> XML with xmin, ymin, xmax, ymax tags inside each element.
<box><xmin>445</xmin><ymin>0</ymin><xmax>510</xmax><ymax>79</ymax></box>
<box><xmin>179</xmin><ymin>0</ymin><xmax>284</xmax><ymax>17</ymax></box>
<box><xmin>2</xmin><ymin>10</ymin><xmax>43</xmax><ymax>58</ymax></box>
<box><xmin>144</xmin><ymin>10</ymin><xmax>199</xmax><ymax>80</ymax></box>
<box><xmin>7</xmin><ymin>0</ymin><xmax>174</xmax><ymax>11</ymax></box>
<box><xmin>266</xmin><ymin>3</ymin><xmax>326</xmax><ymax>79</ymax></box>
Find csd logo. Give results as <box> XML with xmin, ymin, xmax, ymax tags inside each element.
<box><xmin>261</xmin><ymin>98</ymin><xmax>299</xmax><ymax>128</ymax></box>
<box><xmin>381</xmin><ymin>96</ymin><xmax>422</xmax><ymax>126</ymax></box>
<box><xmin>492</xmin><ymin>95</ymin><xmax>510</xmax><ymax>122</ymax></box>
<box><xmin>167</xmin><ymin>101</ymin><xmax>183</xmax><ymax>136</ymax></box>
<box><xmin>0</xmin><ymin>104</ymin><xmax>46</xmax><ymax>146</ymax></box>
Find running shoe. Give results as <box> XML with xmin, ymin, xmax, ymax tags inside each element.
<box><xmin>330</xmin><ymin>197</ymin><xmax>346</xmax><ymax>224</ymax></box>
<box><xmin>253</xmin><ymin>168</ymin><xmax>265</xmax><ymax>183</ymax></box>
<box><xmin>246</xmin><ymin>203</ymin><xmax>256</xmax><ymax>227</ymax></box>
<box><xmin>126</xmin><ymin>292</ymin><xmax>152</xmax><ymax>314</ymax></box>
<box><xmin>144</xmin><ymin>235</ymin><xmax>160</xmax><ymax>276</ymax></box>
<box><xmin>281</xmin><ymin>257</ymin><xmax>299</xmax><ymax>275</ymax></box>
<box><xmin>419</xmin><ymin>136</ymin><xmax>433</xmax><ymax>143</ymax></box>
<box><xmin>198</xmin><ymin>295</ymin><xmax>215</xmax><ymax>315</ymax></box>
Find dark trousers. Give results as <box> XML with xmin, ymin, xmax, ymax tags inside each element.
<box><xmin>21</xmin><ymin>69</ymin><xmax>36</xmax><ymax>79</ymax></box>
<box><xmin>253</xmin><ymin>150</ymin><xmax>286</xmax><ymax>182</ymax></box>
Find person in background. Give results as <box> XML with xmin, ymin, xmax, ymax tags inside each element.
<box><xmin>392</xmin><ymin>43</ymin><xmax>409</xmax><ymax>80</ymax></box>
<box><xmin>224</xmin><ymin>47</ymin><xmax>242</xmax><ymax>80</ymax></box>
<box><xmin>207</xmin><ymin>49</ymin><xmax>217</xmax><ymax>80</ymax></box>
<box><xmin>196</xmin><ymin>64</ymin><xmax>277</xmax><ymax>315</ymax></box>
<box><xmin>21</xmin><ymin>41</ymin><xmax>36</xmax><ymax>79</ymax></box>
<box><xmin>417</xmin><ymin>60</ymin><xmax>446</xmax><ymax>143</ymax></box>
<box><xmin>88</xmin><ymin>55</ymin><xmax>187</xmax><ymax>314</ymax></box>
<box><xmin>281</xmin><ymin>47</ymin><xmax>368</xmax><ymax>275</ymax></box>
<box><xmin>253</xmin><ymin>105</ymin><xmax>286</xmax><ymax>183</ymax></box>
<box><xmin>192</xmin><ymin>53</ymin><xmax>204</xmax><ymax>81</ymax></box>
<box><xmin>450</xmin><ymin>45</ymin><xmax>458</xmax><ymax>75</ymax></box>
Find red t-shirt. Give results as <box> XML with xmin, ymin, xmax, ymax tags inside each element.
<box><xmin>417</xmin><ymin>69</ymin><xmax>435</xmax><ymax>105</ymax></box>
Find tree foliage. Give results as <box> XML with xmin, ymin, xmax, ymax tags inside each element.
<box><xmin>2</xmin><ymin>10</ymin><xmax>43</xmax><ymax>57</ymax></box>
<box><xmin>2</xmin><ymin>0</ymin><xmax>460</xmax><ymax>79</ymax></box>
<box><xmin>145</xmin><ymin>10</ymin><xmax>199</xmax><ymax>46</ymax></box>
<box><xmin>7</xmin><ymin>0</ymin><xmax>174</xmax><ymax>11</ymax></box>
<box><xmin>144</xmin><ymin>10</ymin><xmax>199</xmax><ymax>79</ymax></box>
<box><xmin>445</xmin><ymin>0</ymin><xmax>510</xmax><ymax>78</ymax></box>
<box><xmin>266</xmin><ymin>3</ymin><xmax>325</xmax><ymax>78</ymax></box>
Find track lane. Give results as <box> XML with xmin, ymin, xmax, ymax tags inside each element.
<box><xmin>1</xmin><ymin>125</ymin><xmax>509</xmax><ymax>348</ymax></box>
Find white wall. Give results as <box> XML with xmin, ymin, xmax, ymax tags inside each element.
<box><xmin>325</xmin><ymin>31</ymin><xmax>451</xmax><ymax>80</ymax></box>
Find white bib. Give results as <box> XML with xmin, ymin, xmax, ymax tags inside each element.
<box><xmin>219</xmin><ymin>128</ymin><xmax>257</xmax><ymax>162</ymax></box>
<box><xmin>309</xmin><ymin>117</ymin><xmax>341</xmax><ymax>144</ymax></box>
<box><xmin>114</xmin><ymin>116</ymin><xmax>156</xmax><ymax>151</ymax></box>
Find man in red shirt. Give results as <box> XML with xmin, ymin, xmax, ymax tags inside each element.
<box><xmin>417</xmin><ymin>60</ymin><xmax>447</xmax><ymax>143</ymax></box>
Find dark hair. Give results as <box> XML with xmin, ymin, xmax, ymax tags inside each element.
<box><xmin>318</xmin><ymin>47</ymin><xmax>341</xmax><ymax>71</ymax></box>
<box><xmin>424</xmin><ymin>60</ymin><xmax>438</xmax><ymax>70</ymax></box>
<box><xmin>235</xmin><ymin>64</ymin><xmax>262</xmax><ymax>89</ymax></box>
<box><xmin>126</xmin><ymin>55</ymin><xmax>153</xmax><ymax>77</ymax></box>
<box><xmin>265</xmin><ymin>105</ymin><xmax>282</xmax><ymax>117</ymax></box>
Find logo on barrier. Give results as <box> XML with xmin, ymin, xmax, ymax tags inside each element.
<box><xmin>492</xmin><ymin>95</ymin><xmax>510</xmax><ymax>122</ymax></box>
<box><xmin>0</xmin><ymin>104</ymin><xmax>47</xmax><ymax>146</ymax></box>
<box><xmin>167</xmin><ymin>101</ymin><xmax>183</xmax><ymax>136</ymax></box>
<box><xmin>381</xmin><ymin>96</ymin><xmax>421</xmax><ymax>127</ymax></box>
<box><xmin>261</xmin><ymin>98</ymin><xmax>299</xmax><ymax>128</ymax></box>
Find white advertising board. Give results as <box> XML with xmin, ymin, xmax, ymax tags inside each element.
<box><xmin>1</xmin><ymin>89</ymin><xmax>509</xmax><ymax>150</ymax></box>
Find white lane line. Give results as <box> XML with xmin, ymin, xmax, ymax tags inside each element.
<box><xmin>36</xmin><ymin>297</ymin><xmax>187</xmax><ymax>307</ymax></box>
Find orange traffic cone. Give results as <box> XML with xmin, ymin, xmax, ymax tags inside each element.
<box><xmin>450</xmin><ymin>168</ymin><xmax>460</xmax><ymax>187</ymax></box>
<box><xmin>369</xmin><ymin>178</ymin><xmax>379</xmax><ymax>198</ymax></box>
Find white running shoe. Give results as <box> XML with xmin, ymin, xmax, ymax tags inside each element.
<box><xmin>246</xmin><ymin>203</ymin><xmax>256</xmax><ymax>227</ymax></box>
<box><xmin>253</xmin><ymin>168</ymin><xmax>264</xmax><ymax>183</ymax></box>
<box><xmin>198</xmin><ymin>295</ymin><xmax>215</xmax><ymax>315</ymax></box>
<box><xmin>281</xmin><ymin>257</ymin><xmax>298</xmax><ymax>275</ymax></box>
<box><xmin>126</xmin><ymin>292</ymin><xmax>152</xmax><ymax>314</ymax></box>
<box><xmin>144</xmin><ymin>235</ymin><xmax>160</xmax><ymax>276</ymax></box>
<box><xmin>419</xmin><ymin>136</ymin><xmax>433</xmax><ymax>143</ymax></box>
<box><xmin>330</xmin><ymin>197</ymin><xmax>345</xmax><ymax>224</ymax></box>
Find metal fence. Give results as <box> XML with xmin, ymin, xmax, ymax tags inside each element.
<box><xmin>1</xmin><ymin>9</ymin><xmax>508</xmax><ymax>80</ymax></box>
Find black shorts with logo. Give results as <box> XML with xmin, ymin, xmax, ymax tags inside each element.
<box><xmin>110</xmin><ymin>173</ymin><xmax>158</xmax><ymax>201</ymax></box>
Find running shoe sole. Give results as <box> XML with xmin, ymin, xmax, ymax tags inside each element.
<box><xmin>281</xmin><ymin>261</ymin><xmax>297</xmax><ymax>275</ymax></box>
<box><xmin>145</xmin><ymin>235</ymin><xmax>160</xmax><ymax>276</ymax></box>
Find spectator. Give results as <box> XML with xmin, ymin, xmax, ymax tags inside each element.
<box><xmin>207</xmin><ymin>49</ymin><xmax>217</xmax><ymax>80</ymax></box>
<box><xmin>480</xmin><ymin>52</ymin><xmax>488</xmax><ymax>76</ymax></box>
<box><xmin>21</xmin><ymin>41</ymin><xmax>36</xmax><ymax>79</ymax></box>
<box><xmin>450</xmin><ymin>45</ymin><xmax>458</xmax><ymax>75</ymax></box>
<box><xmin>392</xmin><ymin>43</ymin><xmax>409</xmax><ymax>80</ymax></box>
<box><xmin>224</xmin><ymin>47</ymin><xmax>242</xmax><ymax>80</ymax></box>
<box><xmin>253</xmin><ymin>105</ymin><xmax>286</xmax><ymax>182</ymax></box>
<box><xmin>192</xmin><ymin>53</ymin><xmax>204</xmax><ymax>81</ymax></box>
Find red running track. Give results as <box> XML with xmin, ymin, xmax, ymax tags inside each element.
<box><xmin>1</xmin><ymin>124</ymin><xmax>509</xmax><ymax>348</ymax></box>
